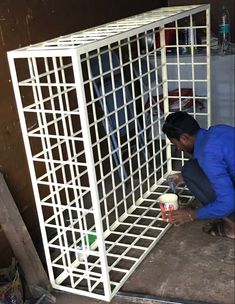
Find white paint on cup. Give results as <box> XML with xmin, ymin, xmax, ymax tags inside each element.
<box><xmin>158</xmin><ymin>193</ymin><xmax>179</xmax><ymax>220</ymax></box>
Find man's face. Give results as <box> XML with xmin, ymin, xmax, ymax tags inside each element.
<box><xmin>169</xmin><ymin>135</ymin><xmax>194</xmax><ymax>154</ymax></box>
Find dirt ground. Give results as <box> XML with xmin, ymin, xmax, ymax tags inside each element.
<box><xmin>54</xmin><ymin>217</ymin><xmax>235</xmax><ymax>304</ymax></box>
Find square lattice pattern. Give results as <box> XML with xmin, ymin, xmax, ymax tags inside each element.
<box><xmin>8</xmin><ymin>4</ymin><xmax>210</xmax><ymax>301</ymax></box>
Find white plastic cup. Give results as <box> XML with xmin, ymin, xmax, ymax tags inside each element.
<box><xmin>158</xmin><ymin>193</ymin><xmax>179</xmax><ymax>220</ymax></box>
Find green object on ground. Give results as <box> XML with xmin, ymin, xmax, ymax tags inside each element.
<box><xmin>85</xmin><ymin>232</ymin><xmax>97</xmax><ymax>246</ymax></box>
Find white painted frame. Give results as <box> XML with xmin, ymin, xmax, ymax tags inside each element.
<box><xmin>8</xmin><ymin>4</ymin><xmax>210</xmax><ymax>301</ymax></box>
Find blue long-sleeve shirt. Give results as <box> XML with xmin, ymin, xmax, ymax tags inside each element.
<box><xmin>193</xmin><ymin>125</ymin><xmax>235</xmax><ymax>219</ymax></box>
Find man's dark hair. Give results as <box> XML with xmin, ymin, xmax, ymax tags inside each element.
<box><xmin>162</xmin><ymin>111</ymin><xmax>200</xmax><ymax>140</ymax></box>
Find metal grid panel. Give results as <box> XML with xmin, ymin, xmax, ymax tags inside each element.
<box><xmin>13</xmin><ymin>5</ymin><xmax>207</xmax><ymax>53</ymax></box>
<box><xmin>8</xmin><ymin>5</ymin><xmax>210</xmax><ymax>302</ymax></box>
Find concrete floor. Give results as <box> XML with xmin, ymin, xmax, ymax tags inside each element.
<box><xmin>54</xmin><ymin>216</ymin><xmax>235</xmax><ymax>304</ymax></box>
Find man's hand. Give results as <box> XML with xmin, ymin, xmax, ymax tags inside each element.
<box><xmin>164</xmin><ymin>208</ymin><xmax>197</xmax><ymax>225</ymax></box>
<box><xmin>167</xmin><ymin>173</ymin><xmax>184</xmax><ymax>186</ymax></box>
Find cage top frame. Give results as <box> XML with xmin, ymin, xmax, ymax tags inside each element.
<box><xmin>8</xmin><ymin>4</ymin><xmax>209</xmax><ymax>56</ymax></box>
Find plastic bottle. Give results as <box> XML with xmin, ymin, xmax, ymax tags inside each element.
<box><xmin>218</xmin><ymin>5</ymin><xmax>231</xmax><ymax>55</ymax></box>
<box><xmin>77</xmin><ymin>232</ymin><xmax>97</xmax><ymax>261</ymax></box>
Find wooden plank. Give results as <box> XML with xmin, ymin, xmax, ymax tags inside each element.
<box><xmin>0</xmin><ymin>172</ymin><xmax>51</xmax><ymax>294</ymax></box>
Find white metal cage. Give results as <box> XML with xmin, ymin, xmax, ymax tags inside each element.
<box><xmin>8</xmin><ymin>4</ymin><xmax>210</xmax><ymax>302</ymax></box>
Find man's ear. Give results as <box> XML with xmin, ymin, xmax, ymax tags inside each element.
<box><xmin>180</xmin><ymin>133</ymin><xmax>191</xmax><ymax>144</ymax></box>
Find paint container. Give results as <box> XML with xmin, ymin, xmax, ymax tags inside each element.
<box><xmin>158</xmin><ymin>193</ymin><xmax>179</xmax><ymax>220</ymax></box>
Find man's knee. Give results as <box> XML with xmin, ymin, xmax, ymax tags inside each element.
<box><xmin>182</xmin><ymin>159</ymin><xmax>216</xmax><ymax>204</ymax></box>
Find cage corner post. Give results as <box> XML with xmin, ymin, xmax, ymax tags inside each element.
<box><xmin>159</xmin><ymin>25</ymin><xmax>172</xmax><ymax>176</ymax></box>
<box><xmin>71</xmin><ymin>49</ymin><xmax>112</xmax><ymax>301</ymax></box>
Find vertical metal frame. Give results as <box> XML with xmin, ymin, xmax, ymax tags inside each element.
<box><xmin>206</xmin><ymin>7</ymin><xmax>211</xmax><ymax>126</ymax></box>
<box><xmin>8</xmin><ymin>4</ymin><xmax>210</xmax><ymax>302</ymax></box>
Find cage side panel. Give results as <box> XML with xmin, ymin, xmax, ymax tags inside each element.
<box><xmin>161</xmin><ymin>8</ymin><xmax>211</xmax><ymax>171</ymax></box>
<box><xmin>81</xmin><ymin>33</ymin><xmax>173</xmax><ymax>298</ymax></box>
<box><xmin>8</xmin><ymin>53</ymin><xmax>112</xmax><ymax>300</ymax></box>
<box><xmin>7</xmin><ymin>54</ymin><xmax>56</xmax><ymax>284</ymax></box>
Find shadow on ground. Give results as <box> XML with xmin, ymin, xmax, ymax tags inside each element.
<box><xmin>54</xmin><ymin>217</ymin><xmax>235</xmax><ymax>304</ymax></box>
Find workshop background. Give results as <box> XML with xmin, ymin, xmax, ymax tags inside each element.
<box><xmin>0</xmin><ymin>2</ymin><xmax>234</xmax><ymax>303</ymax></box>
